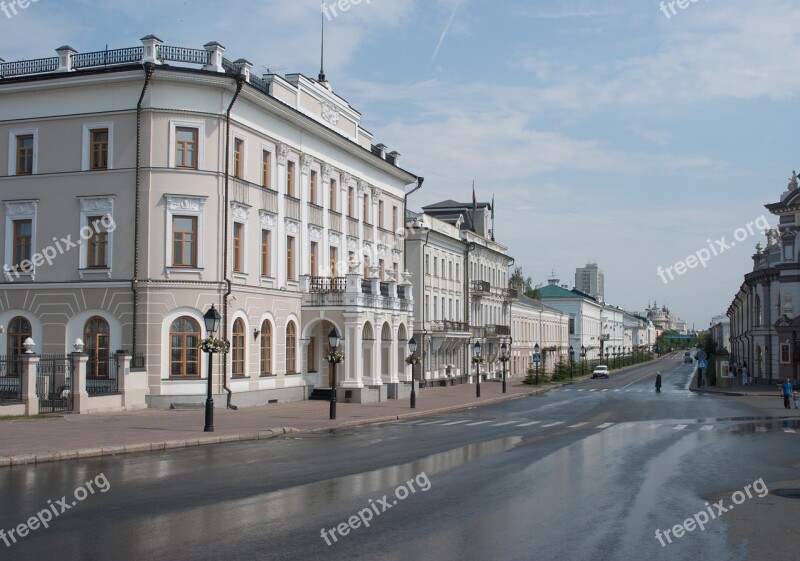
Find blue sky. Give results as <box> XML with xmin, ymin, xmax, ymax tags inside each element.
<box><xmin>2</xmin><ymin>0</ymin><xmax>798</xmax><ymax>327</ymax></box>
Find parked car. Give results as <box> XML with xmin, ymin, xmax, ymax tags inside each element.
<box><xmin>592</xmin><ymin>365</ymin><xmax>610</xmax><ymax>379</ymax></box>
<box><xmin>684</xmin><ymin>351</ymin><xmax>693</xmax><ymax>364</ymax></box>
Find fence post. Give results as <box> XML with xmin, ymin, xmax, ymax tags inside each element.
<box><xmin>21</xmin><ymin>354</ymin><xmax>39</xmax><ymax>415</ymax></box>
<box><xmin>71</xmin><ymin>352</ymin><xmax>89</xmax><ymax>414</ymax></box>
<box><xmin>116</xmin><ymin>351</ymin><xmax>132</xmax><ymax>406</ymax></box>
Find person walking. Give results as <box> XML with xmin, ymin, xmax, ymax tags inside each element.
<box><xmin>781</xmin><ymin>378</ymin><xmax>793</xmax><ymax>410</ymax></box>
<box><xmin>655</xmin><ymin>372</ymin><xmax>662</xmax><ymax>393</ymax></box>
<box><xmin>741</xmin><ymin>363</ymin><xmax>749</xmax><ymax>386</ymax></box>
<box><xmin>793</xmin><ymin>389</ymin><xmax>799</xmax><ymax>410</ymax></box>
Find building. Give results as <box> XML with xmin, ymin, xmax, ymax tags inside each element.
<box><xmin>509</xmin><ymin>294</ymin><xmax>570</xmax><ymax>375</ymax></box>
<box><xmin>709</xmin><ymin>315</ymin><xmax>731</xmax><ymax>354</ymax></box>
<box><xmin>600</xmin><ymin>305</ymin><xmax>625</xmax><ymax>363</ymax></box>
<box><xmin>624</xmin><ymin>312</ymin><xmax>656</xmax><ymax>352</ymax></box>
<box><xmin>575</xmin><ymin>263</ymin><xmax>604</xmax><ymax>302</ymax></box>
<box><xmin>539</xmin><ymin>279</ymin><xmax>604</xmax><ymax>362</ymax></box>
<box><xmin>0</xmin><ymin>36</ymin><xmax>419</xmax><ymax>411</ymax></box>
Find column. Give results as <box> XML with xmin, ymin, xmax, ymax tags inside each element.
<box><xmin>21</xmin><ymin>354</ymin><xmax>39</xmax><ymax>416</ymax></box>
<box><xmin>276</xmin><ymin>144</ymin><xmax>289</xmax><ymax>287</ymax></box>
<box><xmin>72</xmin><ymin>352</ymin><xmax>89</xmax><ymax>414</ymax></box>
<box><xmin>116</xmin><ymin>351</ymin><xmax>132</xmax><ymax>407</ymax></box>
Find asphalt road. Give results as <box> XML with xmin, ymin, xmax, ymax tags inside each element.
<box><xmin>1</xmin><ymin>355</ymin><xmax>798</xmax><ymax>561</ymax></box>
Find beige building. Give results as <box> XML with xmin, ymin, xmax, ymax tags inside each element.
<box><xmin>0</xmin><ymin>36</ymin><xmax>419</xmax><ymax>411</ymax></box>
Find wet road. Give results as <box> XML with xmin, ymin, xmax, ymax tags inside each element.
<box><xmin>2</xmin><ymin>355</ymin><xmax>798</xmax><ymax>561</ymax></box>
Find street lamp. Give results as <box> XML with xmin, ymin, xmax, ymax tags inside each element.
<box><xmin>569</xmin><ymin>345</ymin><xmax>574</xmax><ymax>379</ymax></box>
<box><xmin>203</xmin><ymin>303</ymin><xmax>221</xmax><ymax>433</ymax></box>
<box><xmin>534</xmin><ymin>343</ymin><xmax>540</xmax><ymax>385</ymax></box>
<box><xmin>408</xmin><ymin>336</ymin><xmax>417</xmax><ymax>408</ymax></box>
<box><xmin>500</xmin><ymin>341</ymin><xmax>508</xmax><ymax>394</ymax></box>
<box><xmin>328</xmin><ymin>327</ymin><xmax>340</xmax><ymax>420</ymax></box>
<box><xmin>580</xmin><ymin>345</ymin><xmax>586</xmax><ymax>376</ymax></box>
<box><xmin>474</xmin><ymin>340</ymin><xmax>482</xmax><ymax>397</ymax></box>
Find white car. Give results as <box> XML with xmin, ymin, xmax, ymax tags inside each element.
<box><xmin>592</xmin><ymin>365</ymin><xmax>610</xmax><ymax>379</ymax></box>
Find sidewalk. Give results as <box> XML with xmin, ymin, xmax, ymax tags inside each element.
<box><xmin>690</xmin><ymin>377</ymin><xmax>791</xmax><ymax>397</ymax></box>
<box><xmin>0</xmin><ymin>379</ymin><xmax>574</xmax><ymax>467</ymax></box>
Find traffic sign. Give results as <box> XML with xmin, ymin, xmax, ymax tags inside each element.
<box><xmin>532</xmin><ymin>353</ymin><xmax>542</xmax><ymax>364</ymax></box>
<box><xmin>698</xmin><ymin>359</ymin><xmax>708</xmax><ymax>369</ymax></box>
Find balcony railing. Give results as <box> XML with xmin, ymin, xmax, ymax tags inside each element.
<box><xmin>362</xmin><ymin>223</ymin><xmax>374</xmax><ymax>243</ymax></box>
<box><xmin>261</xmin><ymin>188</ymin><xmax>278</xmax><ymax>214</ymax></box>
<box><xmin>502</xmin><ymin>288</ymin><xmax>518</xmax><ymax>300</ymax></box>
<box><xmin>309</xmin><ymin>277</ymin><xmax>346</xmax><ymax>293</ymax></box>
<box><xmin>157</xmin><ymin>45</ymin><xmax>210</xmax><ymax>65</ymax></box>
<box><xmin>432</xmin><ymin>321</ymin><xmax>470</xmax><ymax>333</ymax></box>
<box><xmin>471</xmin><ymin>280</ymin><xmax>491</xmax><ymax>294</ymax></box>
<box><xmin>284</xmin><ymin>195</ymin><xmax>301</xmax><ymax>220</ymax></box>
<box><xmin>308</xmin><ymin>203</ymin><xmax>324</xmax><ymax>227</ymax></box>
<box><xmin>347</xmin><ymin>217</ymin><xmax>359</xmax><ymax>238</ymax></box>
<box><xmin>329</xmin><ymin>210</ymin><xmax>342</xmax><ymax>232</ymax></box>
<box><xmin>485</xmin><ymin>325</ymin><xmax>511</xmax><ymax>338</ymax></box>
<box><xmin>72</xmin><ymin>47</ymin><xmax>144</xmax><ymax>69</ymax></box>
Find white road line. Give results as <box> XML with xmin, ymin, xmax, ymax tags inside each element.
<box><xmin>673</xmin><ymin>424</ymin><xmax>688</xmax><ymax>430</ymax></box>
<box><xmin>613</xmin><ymin>389</ymin><xmax>621</xmax><ymax>392</ymax></box>
<box><xmin>647</xmin><ymin>424</ymin><xmax>661</xmax><ymax>429</ymax></box>
<box><xmin>492</xmin><ymin>421</ymin><xmax>518</xmax><ymax>427</ymax></box>
<box><xmin>601</xmin><ymin>389</ymin><xmax>610</xmax><ymax>392</ymax></box>
<box><xmin>465</xmin><ymin>420</ymin><xmax>493</xmax><ymax>426</ymax></box>
<box><xmin>418</xmin><ymin>420</ymin><xmax>448</xmax><ymax>425</ymax></box>
<box><xmin>517</xmin><ymin>421</ymin><xmax>542</xmax><ymax>427</ymax></box>
<box><xmin>442</xmin><ymin>420</ymin><xmax>469</xmax><ymax>426</ymax></box>
<box><xmin>402</xmin><ymin>420</ymin><xmax>425</xmax><ymax>424</ymax></box>
<box><xmin>542</xmin><ymin>422</ymin><xmax>564</xmax><ymax>427</ymax></box>
<box><xmin>755</xmin><ymin>427</ymin><xmax>768</xmax><ymax>433</ymax></box>
<box><xmin>700</xmin><ymin>425</ymin><xmax>714</xmax><ymax>431</ymax></box>
<box><xmin>589</xmin><ymin>389</ymin><xmax>597</xmax><ymax>392</ymax></box>
<box><xmin>576</xmin><ymin>389</ymin><xmax>586</xmax><ymax>392</ymax></box>
<box><xmin>596</xmin><ymin>422</ymin><xmax>614</xmax><ymax>429</ymax></box>
<box><xmin>784</xmin><ymin>429</ymin><xmax>796</xmax><ymax>433</ymax></box>
<box><xmin>568</xmin><ymin>422</ymin><xmax>588</xmax><ymax>428</ymax></box>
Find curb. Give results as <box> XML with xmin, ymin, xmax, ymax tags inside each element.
<box><xmin>0</xmin><ymin>384</ymin><xmax>564</xmax><ymax>468</ymax></box>
<box><xmin>689</xmin><ymin>387</ymin><xmax>784</xmax><ymax>398</ymax></box>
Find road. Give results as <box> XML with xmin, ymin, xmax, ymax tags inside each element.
<box><xmin>1</xmin><ymin>355</ymin><xmax>798</xmax><ymax>561</ymax></box>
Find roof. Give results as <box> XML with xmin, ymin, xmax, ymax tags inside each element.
<box><xmin>539</xmin><ymin>283</ymin><xmax>598</xmax><ymax>301</ymax></box>
<box><xmin>517</xmin><ymin>294</ymin><xmax>567</xmax><ymax>316</ymax></box>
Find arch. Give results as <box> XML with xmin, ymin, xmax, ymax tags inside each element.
<box><xmin>169</xmin><ymin>316</ymin><xmax>201</xmax><ymax>378</ymax></box>
<box><xmin>286</xmin><ymin>321</ymin><xmax>297</xmax><ymax>374</ymax></box>
<box><xmin>397</xmin><ymin>324</ymin><xmax>408</xmax><ymax>342</ymax></box>
<box><xmin>260</xmin><ymin>319</ymin><xmax>273</xmax><ymax>376</ymax></box>
<box><xmin>84</xmin><ymin>316</ymin><xmax>110</xmax><ymax>379</ymax></box>
<box><xmin>362</xmin><ymin>322</ymin><xmax>375</xmax><ymax>341</ymax></box>
<box><xmin>7</xmin><ymin>316</ymin><xmax>32</xmax><ymax>358</ymax></box>
<box><xmin>381</xmin><ymin>322</ymin><xmax>392</xmax><ymax>341</ymax></box>
<box><xmin>231</xmin><ymin>318</ymin><xmax>246</xmax><ymax>378</ymax></box>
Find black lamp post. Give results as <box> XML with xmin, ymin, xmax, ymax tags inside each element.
<box><xmin>534</xmin><ymin>343</ymin><xmax>540</xmax><ymax>385</ymax></box>
<box><xmin>408</xmin><ymin>336</ymin><xmax>417</xmax><ymax>408</ymax></box>
<box><xmin>203</xmin><ymin>303</ymin><xmax>221</xmax><ymax>433</ymax></box>
<box><xmin>500</xmin><ymin>341</ymin><xmax>508</xmax><ymax>394</ymax></box>
<box><xmin>569</xmin><ymin>345</ymin><xmax>574</xmax><ymax>379</ymax></box>
<box><xmin>328</xmin><ymin>327</ymin><xmax>340</xmax><ymax>420</ymax></box>
<box><xmin>580</xmin><ymin>345</ymin><xmax>586</xmax><ymax>376</ymax></box>
<box><xmin>474</xmin><ymin>340</ymin><xmax>482</xmax><ymax>397</ymax></box>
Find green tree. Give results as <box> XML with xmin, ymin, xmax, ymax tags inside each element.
<box><xmin>510</xmin><ymin>267</ymin><xmax>541</xmax><ymax>299</ymax></box>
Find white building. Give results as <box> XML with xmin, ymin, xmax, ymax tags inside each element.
<box><xmin>539</xmin><ymin>280</ymin><xmax>604</xmax><ymax>362</ymax></box>
<box><xmin>510</xmin><ymin>294</ymin><xmax>570</xmax><ymax>375</ymax></box>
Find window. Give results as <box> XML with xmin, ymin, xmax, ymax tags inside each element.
<box><xmin>348</xmin><ymin>186</ymin><xmax>354</xmax><ymax>217</ymax></box>
<box><xmin>363</xmin><ymin>194</ymin><xmax>370</xmax><ymax>223</ymax></box>
<box><xmin>434</xmin><ymin>256</ymin><xmax>438</xmax><ymax>277</ymax></box>
<box><xmin>89</xmin><ymin>129</ymin><xmax>109</xmax><ymax>170</ymax></box>
<box><xmin>172</xmin><ymin>216</ymin><xmax>197</xmax><ymax>267</ymax></box>
<box><xmin>448</xmin><ymin>261</ymin><xmax>453</xmax><ymax>280</ymax></box>
<box><xmin>424</xmin><ymin>254</ymin><xmax>429</xmax><ymax>275</ymax></box>
<box><xmin>260</xmin><ymin>321</ymin><xmax>272</xmax><ymax>375</ymax></box>
<box><xmin>379</xmin><ymin>259</ymin><xmax>385</xmax><ymax>280</ymax></box>
<box><xmin>425</xmin><ymin>295</ymin><xmax>430</xmax><ymax>319</ymax></box>
<box><xmin>392</xmin><ymin>205</ymin><xmax>398</xmax><ymax>232</ymax></box>
<box><xmin>87</xmin><ymin>216</ymin><xmax>109</xmax><ymax>268</ymax></box>
<box><xmin>287</xmin><ymin>161</ymin><xmax>296</xmax><ymax>197</ymax></box>
<box><xmin>261</xmin><ymin>229</ymin><xmax>271</xmax><ymax>277</ymax></box>
<box><xmin>16</xmin><ymin>135</ymin><xmax>34</xmax><ymax>176</ymax></box>
<box><xmin>170</xmin><ymin>317</ymin><xmax>200</xmax><ymax>378</ymax></box>
<box><xmin>330</xmin><ymin>246</ymin><xmax>338</xmax><ymax>277</ymax></box>
<box><xmin>310</xmin><ymin>241</ymin><xmax>319</xmax><ymax>276</ymax></box>
<box><xmin>286</xmin><ymin>322</ymin><xmax>297</xmax><ymax>373</ymax></box>
<box><xmin>175</xmin><ymin>127</ymin><xmax>198</xmax><ymax>169</ymax></box>
<box><xmin>261</xmin><ymin>150</ymin><xmax>272</xmax><ymax>188</ymax></box>
<box><xmin>84</xmin><ymin>317</ymin><xmax>110</xmax><ymax>378</ymax></box>
<box><xmin>233</xmin><ymin>138</ymin><xmax>244</xmax><ymax>179</ymax></box>
<box><xmin>12</xmin><ymin>219</ymin><xmax>32</xmax><ymax>269</ymax></box>
<box><xmin>456</xmin><ymin>263</ymin><xmax>460</xmax><ymax>281</ymax></box>
<box><xmin>754</xmin><ymin>294</ymin><xmax>762</xmax><ymax>327</ymax></box>
<box><xmin>569</xmin><ymin>318</ymin><xmax>575</xmax><ymax>335</ymax></box>
<box><xmin>378</xmin><ymin>200</ymin><xmax>384</xmax><ymax>228</ymax></box>
<box><xmin>6</xmin><ymin>316</ymin><xmax>32</xmax><ymax>364</ymax></box>
<box><xmin>307</xmin><ymin>337</ymin><xmax>317</xmax><ymax>373</ymax></box>
<box><xmin>286</xmin><ymin>236</ymin><xmax>295</xmax><ymax>280</ymax></box>
<box><xmin>329</xmin><ymin>178</ymin><xmax>337</xmax><ymax>210</ymax></box>
<box><xmin>310</xmin><ymin>170</ymin><xmax>318</xmax><ymax>205</ymax></box>
<box><xmin>232</xmin><ymin>318</ymin><xmax>245</xmax><ymax>377</ymax></box>
<box><xmin>233</xmin><ymin>222</ymin><xmax>244</xmax><ymax>273</ymax></box>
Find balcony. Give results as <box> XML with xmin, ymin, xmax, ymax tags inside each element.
<box><xmin>329</xmin><ymin>210</ymin><xmax>342</xmax><ymax>233</ymax></box>
<box><xmin>432</xmin><ymin>320</ymin><xmax>470</xmax><ymax>333</ymax></box>
<box><xmin>284</xmin><ymin>195</ymin><xmax>301</xmax><ymax>221</ymax></box>
<box><xmin>347</xmin><ymin>217</ymin><xmax>359</xmax><ymax>238</ymax></box>
<box><xmin>471</xmin><ymin>280</ymin><xmax>491</xmax><ymax>295</ymax></box>
<box><xmin>485</xmin><ymin>324</ymin><xmax>511</xmax><ymax>338</ymax></box>
<box><xmin>308</xmin><ymin>203</ymin><xmax>324</xmax><ymax>227</ymax></box>
<box><xmin>362</xmin><ymin>222</ymin><xmax>374</xmax><ymax>243</ymax></box>
<box><xmin>502</xmin><ymin>288</ymin><xmax>518</xmax><ymax>300</ymax></box>
<box><xmin>301</xmin><ymin>274</ymin><xmax>412</xmax><ymax>312</ymax></box>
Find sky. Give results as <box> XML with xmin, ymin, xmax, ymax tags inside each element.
<box><xmin>2</xmin><ymin>0</ymin><xmax>798</xmax><ymax>328</ymax></box>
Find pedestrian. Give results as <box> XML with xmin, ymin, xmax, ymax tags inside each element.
<box><xmin>655</xmin><ymin>372</ymin><xmax>662</xmax><ymax>393</ymax></box>
<box><xmin>793</xmin><ymin>390</ymin><xmax>799</xmax><ymax>410</ymax></box>
<box><xmin>781</xmin><ymin>378</ymin><xmax>793</xmax><ymax>410</ymax></box>
<box><xmin>730</xmin><ymin>362</ymin><xmax>737</xmax><ymax>381</ymax></box>
<box><xmin>741</xmin><ymin>363</ymin><xmax>749</xmax><ymax>386</ymax></box>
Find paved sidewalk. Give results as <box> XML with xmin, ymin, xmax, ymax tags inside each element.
<box><xmin>691</xmin><ymin>378</ymin><xmax>794</xmax><ymax>397</ymax></box>
<box><xmin>0</xmin><ymin>379</ymin><xmax>573</xmax><ymax>467</ymax></box>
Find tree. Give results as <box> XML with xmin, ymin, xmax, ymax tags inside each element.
<box><xmin>510</xmin><ymin>267</ymin><xmax>541</xmax><ymax>299</ymax></box>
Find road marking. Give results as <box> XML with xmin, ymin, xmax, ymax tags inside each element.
<box><xmin>613</xmin><ymin>389</ymin><xmax>621</xmax><ymax>392</ymax></box>
<box><xmin>596</xmin><ymin>422</ymin><xmax>614</xmax><ymax>429</ymax></box>
<box><xmin>465</xmin><ymin>420</ymin><xmax>493</xmax><ymax>426</ymax></box>
<box><xmin>542</xmin><ymin>422</ymin><xmax>564</xmax><ymax>427</ymax></box>
<box><xmin>601</xmin><ymin>389</ymin><xmax>610</xmax><ymax>392</ymax></box>
<box><xmin>700</xmin><ymin>425</ymin><xmax>714</xmax><ymax>431</ymax></box>
<box><xmin>492</xmin><ymin>421</ymin><xmax>518</xmax><ymax>427</ymax></box>
<box><xmin>442</xmin><ymin>420</ymin><xmax>469</xmax><ymax>425</ymax></box>
<box><xmin>784</xmin><ymin>429</ymin><xmax>796</xmax><ymax>433</ymax></box>
<box><xmin>517</xmin><ymin>421</ymin><xmax>542</xmax><ymax>427</ymax></box>
<box><xmin>418</xmin><ymin>420</ymin><xmax>447</xmax><ymax>425</ymax></box>
<box><xmin>647</xmin><ymin>424</ymin><xmax>661</xmax><ymax>429</ymax></box>
<box><xmin>401</xmin><ymin>420</ymin><xmax>425</xmax><ymax>424</ymax></box>
<box><xmin>755</xmin><ymin>426</ymin><xmax>768</xmax><ymax>433</ymax></box>
<box><xmin>576</xmin><ymin>389</ymin><xmax>586</xmax><ymax>392</ymax></box>
<box><xmin>569</xmin><ymin>422</ymin><xmax>588</xmax><ymax>428</ymax></box>
<box><xmin>674</xmin><ymin>424</ymin><xmax>688</xmax><ymax>430</ymax></box>
<box><xmin>589</xmin><ymin>389</ymin><xmax>597</xmax><ymax>392</ymax></box>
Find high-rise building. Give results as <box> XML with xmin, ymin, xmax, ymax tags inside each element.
<box><xmin>575</xmin><ymin>263</ymin><xmax>604</xmax><ymax>301</ymax></box>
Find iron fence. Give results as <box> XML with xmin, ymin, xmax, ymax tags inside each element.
<box><xmin>0</xmin><ymin>356</ymin><xmax>22</xmax><ymax>404</ymax></box>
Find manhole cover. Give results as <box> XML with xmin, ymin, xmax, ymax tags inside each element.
<box><xmin>771</xmin><ymin>489</ymin><xmax>800</xmax><ymax>499</ymax></box>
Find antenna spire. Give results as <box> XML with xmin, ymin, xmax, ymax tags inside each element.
<box><xmin>319</xmin><ymin>5</ymin><xmax>327</xmax><ymax>84</ymax></box>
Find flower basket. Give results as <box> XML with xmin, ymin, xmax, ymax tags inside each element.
<box><xmin>325</xmin><ymin>351</ymin><xmax>345</xmax><ymax>364</ymax></box>
<box><xmin>199</xmin><ymin>337</ymin><xmax>230</xmax><ymax>354</ymax></box>
<box><xmin>498</xmin><ymin>355</ymin><xmax>510</xmax><ymax>363</ymax></box>
<box><xmin>405</xmin><ymin>355</ymin><xmax>422</xmax><ymax>366</ymax></box>
<box><xmin>471</xmin><ymin>356</ymin><xmax>484</xmax><ymax>365</ymax></box>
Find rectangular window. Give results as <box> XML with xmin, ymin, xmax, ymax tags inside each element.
<box><xmin>12</xmin><ymin>219</ymin><xmax>32</xmax><ymax>267</ymax></box>
<box><xmin>348</xmin><ymin>186</ymin><xmax>354</xmax><ymax>217</ymax></box>
<box><xmin>87</xmin><ymin>216</ymin><xmax>108</xmax><ymax>268</ymax></box>
<box><xmin>233</xmin><ymin>138</ymin><xmax>244</xmax><ymax>179</ymax></box>
<box><xmin>310</xmin><ymin>241</ymin><xmax>319</xmax><ymax>276</ymax></box>
<box><xmin>310</xmin><ymin>170</ymin><xmax>318</xmax><ymax>205</ymax></box>
<box><xmin>569</xmin><ymin>319</ymin><xmax>575</xmax><ymax>335</ymax></box>
<box><xmin>286</xmin><ymin>235</ymin><xmax>295</xmax><ymax>280</ymax></box>
<box><xmin>261</xmin><ymin>229</ymin><xmax>271</xmax><ymax>277</ymax></box>
<box><xmin>329</xmin><ymin>246</ymin><xmax>338</xmax><ymax>277</ymax></box>
<box><xmin>16</xmin><ymin>135</ymin><xmax>34</xmax><ymax>176</ymax></box>
<box><xmin>233</xmin><ymin>222</ymin><xmax>244</xmax><ymax>273</ymax></box>
<box><xmin>90</xmin><ymin>129</ymin><xmax>109</xmax><ymax>170</ymax></box>
<box><xmin>781</xmin><ymin>344</ymin><xmax>790</xmax><ymax>364</ymax></box>
<box><xmin>262</xmin><ymin>150</ymin><xmax>272</xmax><ymax>188</ymax></box>
<box><xmin>287</xmin><ymin>161</ymin><xmax>295</xmax><ymax>197</ymax></box>
<box><xmin>172</xmin><ymin>216</ymin><xmax>197</xmax><ymax>267</ymax></box>
<box><xmin>456</xmin><ymin>263</ymin><xmax>460</xmax><ymax>281</ymax></box>
<box><xmin>434</xmin><ymin>256</ymin><xmax>438</xmax><ymax>277</ymax></box>
<box><xmin>392</xmin><ymin>205</ymin><xmax>398</xmax><ymax>233</ymax></box>
<box><xmin>363</xmin><ymin>195</ymin><xmax>369</xmax><ymax>223</ymax></box>
<box><xmin>175</xmin><ymin>127</ymin><xmax>198</xmax><ymax>169</ymax></box>
<box><xmin>329</xmin><ymin>178</ymin><xmax>337</xmax><ymax>210</ymax></box>
<box><xmin>379</xmin><ymin>259</ymin><xmax>385</xmax><ymax>280</ymax></box>
<box><xmin>378</xmin><ymin>200</ymin><xmax>384</xmax><ymax>228</ymax></box>
<box><xmin>307</xmin><ymin>337</ymin><xmax>317</xmax><ymax>373</ymax></box>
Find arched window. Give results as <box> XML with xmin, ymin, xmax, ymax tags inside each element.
<box><xmin>754</xmin><ymin>294</ymin><xmax>762</xmax><ymax>327</ymax></box>
<box><xmin>286</xmin><ymin>322</ymin><xmax>297</xmax><ymax>373</ymax></box>
<box><xmin>381</xmin><ymin>323</ymin><xmax>392</xmax><ymax>341</ymax></box>
<box><xmin>362</xmin><ymin>322</ymin><xmax>375</xmax><ymax>341</ymax></box>
<box><xmin>84</xmin><ymin>316</ymin><xmax>110</xmax><ymax>379</ymax></box>
<box><xmin>260</xmin><ymin>320</ymin><xmax>272</xmax><ymax>376</ymax></box>
<box><xmin>7</xmin><ymin>316</ymin><xmax>31</xmax><ymax>376</ymax></box>
<box><xmin>170</xmin><ymin>317</ymin><xmax>200</xmax><ymax>378</ymax></box>
<box><xmin>232</xmin><ymin>318</ymin><xmax>245</xmax><ymax>377</ymax></box>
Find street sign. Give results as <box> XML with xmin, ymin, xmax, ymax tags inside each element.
<box><xmin>532</xmin><ymin>353</ymin><xmax>542</xmax><ymax>364</ymax></box>
<box><xmin>698</xmin><ymin>359</ymin><xmax>708</xmax><ymax>369</ymax></box>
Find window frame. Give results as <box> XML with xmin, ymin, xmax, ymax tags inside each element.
<box><xmin>78</xmin><ymin>196</ymin><xmax>115</xmax><ymax>276</ymax></box>
<box><xmin>4</xmin><ymin>200</ymin><xmax>37</xmax><ymax>279</ymax></box>
<box><xmin>286</xmin><ymin>235</ymin><xmax>296</xmax><ymax>281</ymax></box>
<box><xmin>82</xmin><ymin>122</ymin><xmax>114</xmax><ymax>171</ymax></box>
<box><xmin>286</xmin><ymin>321</ymin><xmax>298</xmax><ymax>374</ymax></box>
<box><xmin>8</xmin><ymin>129</ymin><xmax>38</xmax><ymax>176</ymax></box>
<box><xmin>260</xmin><ymin>320</ymin><xmax>273</xmax><ymax>376</ymax></box>
<box><xmin>231</xmin><ymin>317</ymin><xmax>246</xmax><ymax>378</ymax></box>
<box><xmin>165</xmin><ymin>195</ymin><xmax>207</xmax><ymax>275</ymax></box>
<box><xmin>261</xmin><ymin>148</ymin><xmax>272</xmax><ymax>189</ymax></box>
<box><xmin>168</xmin><ymin>120</ymin><xmax>205</xmax><ymax>170</ymax></box>
<box><xmin>232</xmin><ymin>136</ymin><xmax>246</xmax><ymax>179</ymax></box>
<box><xmin>169</xmin><ymin>316</ymin><xmax>201</xmax><ymax>379</ymax></box>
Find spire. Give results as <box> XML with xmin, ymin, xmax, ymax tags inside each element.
<box><xmin>318</xmin><ymin>6</ymin><xmax>327</xmax><ymax>84</ymax></box>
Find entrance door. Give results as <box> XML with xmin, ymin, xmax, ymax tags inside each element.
<box><xmin>84</xmin><ymin>317</ymin><xmax>110</xmax><ymax>378</ymax></box>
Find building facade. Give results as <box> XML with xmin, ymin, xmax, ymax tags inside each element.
<box><xmin>539</xmin><ymin>280</ymin><xmax>604</xmax><ymax>362</ymax></box>
<box><xmin>575</xmin><ymin>263</ymin><xmax>604</xmax><ymax>302</ymax></box>
<box><xmin>509</xmin><ymin>295</ymin><xmax>570</xmax><ymax>375</ymax></box>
